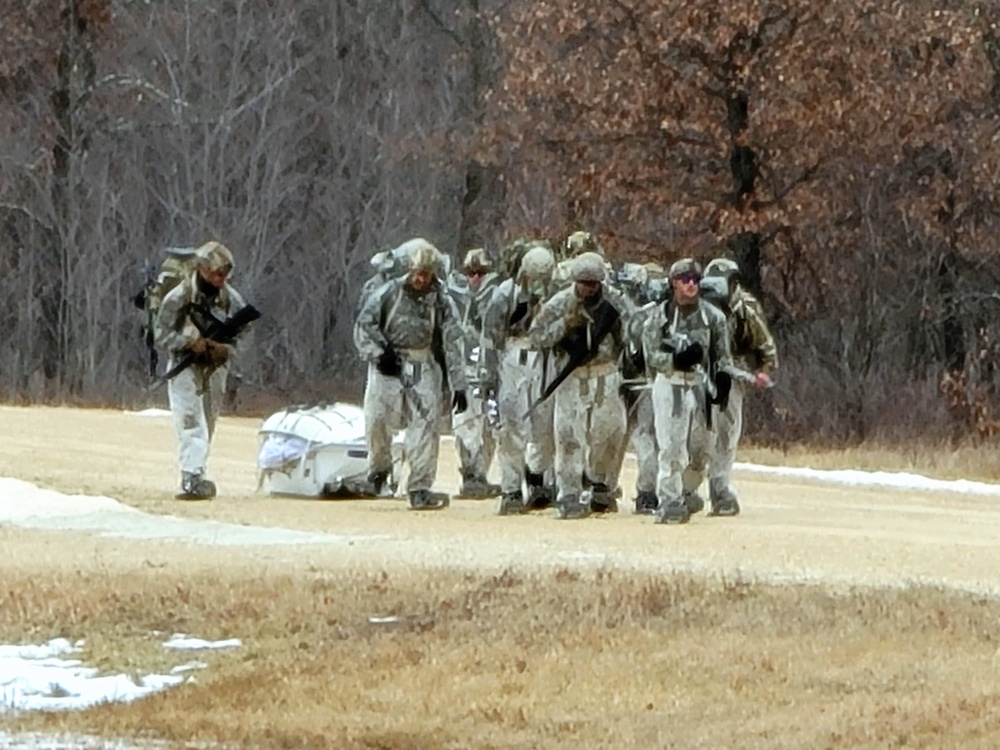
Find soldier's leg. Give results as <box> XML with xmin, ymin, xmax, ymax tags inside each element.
<box><xmin>587</xmin><ymin>372</ymin><xmax>627</xmax><ymax>512</ymax></box>
<box><xmin>403</xmin><ymin>362</ymin><xmax>445</xmax><ymax>507</ymax></box>
<box><xmin>365</xmin><ymin>365</ymin><xmax>404</xmax><ymax>491</ymax></box>
<box><xmin>168</xmin><ymin>367</ymin><xmax>214</xmax><ymax>498</ymax></box>
<box><xmin>553</xmin><ymin>378</ymin><xmax>590</xmax><ymax>519</ymax></box>
<box><xmin>630</xmin><ymin>389</ymin><xmax>659</xmax><ymax>513</ymax></box>
<box><xmin>680</xmin><ymin>384</ymin><xmax>714</xmax><ymax>515</ymax></box>
<box><xmin>709</xmin><ymin>380</ymin><xmax>746</xmax><ymax>514</ymax></box>
<box><xmin>495</xmin><ymin>353</ymin><xmax>533</xmax><ymax>514</ymax></box>
<box><xmin>652</xmin><ymin>377</ymin><xmax>697</xmax><ymax>524</ymax></box>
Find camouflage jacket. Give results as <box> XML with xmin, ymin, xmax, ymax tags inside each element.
<box><xmin>479</xmin><ymin>277</ymin><xmax>552</xmax><ymax>386</ymax></box>
<box><xmin>354</xmin><ymin>276</ymin><xmax>468</xmax><ymax>392</ymax></box>
<box><xmin>445</xmin><ymin>272</ymin><xmax>501</xmax><ymax>373</ymax></box>
<box><xmin>727</xmin><ymin>286</ymin><xmax>779</xmax><ymax>374</ymax></box>
<box><xmin>642</xmin><ymin>298</ymin><xmax>732</xmax><ymax>380</ymax></box>
<box><xmin>154</xmin><ymin>273</ymin><xmax>248</xmax><ymax>360</ymax></box>
<box><xmin>528</xmin><ymin>284</ymin><xmax>633</xmax><ymax>368</ymax></box>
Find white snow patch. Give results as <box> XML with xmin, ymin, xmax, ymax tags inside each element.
<box><xmin>0</xmin><ymin>635</ymin><xmax>236</xmax><ymax>714</ymax></box>
<box><xmin>734</xmin><ymin>462</ymin><xmax>1000</xmax><ymax>496</ymax></box>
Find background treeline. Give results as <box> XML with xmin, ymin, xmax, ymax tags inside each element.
<box><xmin>2</xmin><ymin>0</ymin><xmax>999</xmax><ymax>447</ymax></box>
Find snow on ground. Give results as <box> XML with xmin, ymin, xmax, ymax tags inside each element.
<box><xmin>0</xmin><ymin>636</ymin><xmax>240</xmax><ymax>714</ymax></box>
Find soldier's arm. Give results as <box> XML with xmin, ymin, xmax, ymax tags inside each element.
<box><xmin>353</xmin><ymin>283</ymin><xmax>391</xmax><ymax>362</ymax></box>
<box><xmin>641</xmin><ymin>306</ymin><xmax>673</xmax><ymax>374</ymax></box>
<box><xmin>527</xmin><ymin>291</ymin><xmax>570</xmax><ymax>350</ymax></box>
<box><xmin>744</xmin><ymin>301</ymin><xmax>779</xmax><ymax>375</ymax></box>
<box><xmin>153</xmin><ymin>284</ymin><xmax>194</xmax><ymax>354</ymax></box>
<box><xmin>710</xmin><ymin>308</ymin><xmax>734</xmax><ymax>374</ymax></box>
<box><xmin>478</xmin><ymin>284</ymin><xmax>509</xmax><ymax>389</ymax></box>
<box><xmin>438</xmin><ymin>293</ymin><xmax>469</xmax><ymax>392</ymax></box>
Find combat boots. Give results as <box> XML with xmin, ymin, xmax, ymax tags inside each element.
<box><xmin>458</xmin><ymin>476</ymin><xmax>503</xmax><ymax>499</ymax></box>
<box><xmin>497</xmin><ymin>490</ymin><xmax>527</xmax><ymax>516</ymax></box>
<box><xmin>588</xmin><ymin>483</ymin><xmax>618</xmax><ymax>514</ymax></box>
<box><xmin>555</xmin><ymin>494</ymin><xmax>591</xmax><ymax>520</ymax></box>
<box><xmin>682</xmin><ymin>490</ymin><xmax>705</xmax><ymax>516</ymax></box>
<box><xmin>525</xmin><ymin>470</ymin><xmax>553</xmax><ymax>510</ymax></box>
<box><xmin>176</xmin><ymin>472</ymin><xmax>216</xmax><ymax>500</ymax></box>
<box><xmin>633</xmin><ymin>490</ymin><xmax>658</xmax><ymax>515</ymax></box>
<box><xmin>408</xmin><ymin>489</ymin><xmax>450</xmax><ymax>511</ymax></box>
<box><xmin>709</xmin><ymin>479</ymin><xmax>741</xmax><ymax>517</ymax></box>
<box><xmin>654</xmin><ymin>498</ymin><xmax>690</xmax><ymax>525</ymax></box>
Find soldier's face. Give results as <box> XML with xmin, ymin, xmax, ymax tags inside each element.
<box><xmin>671</xmin><ymin>273</ymin><xmax>701</xmax><ymax>305</ymax></box>
<box><xmin>575</xmin><ymin>279</ymin><xmax>601</xmax><ymax>299</ymax></box>
<box><xmin>408</xmin><ymin>269</ymin><xmax>434</xmax><ymax>291</ymax></box>
<box><xmin>198</xmin><ymin>266</ymin><xmax>229</xmax><ymax>289</ymax></box>
<box><xmin>466</xmin><ymin>269</ymin><xmax>485</xmax><ymax>292</ymax></box>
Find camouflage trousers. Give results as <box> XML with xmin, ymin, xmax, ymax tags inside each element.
<box><xmin>553</xmin><ymin>363</ymin><xmax>626</xmax><ymax>501</ymax></box>
<box><xmin>167</xmin><ymin>361</ymin><xmax>227</xmax><ymax>477</ymax></box>
<box><xmin>651</xmin><ymin>373</ymin><xmax>714</xmax><ymax>504</ymax></box>
<box><xmin>452</xmin><ymin>389</ymin><xmax>496</xmax><ymax>481</ymax></box>
<box><xmin>495</xmin><ymin>344</ymin><xmax>554</xmax><ymax>494</ymax></box>
<box><xmin>364</xmin><ymin>353</ymin><xmax>444</xmax><ymax>493</ymax></box>
<box><xmin>708</xmin><ymin>378</ymin><xmax>746</xmax><ymax>498</ymax></box>
<box><xmin>625</xmin><ymin>387</ymin><xmax>658</xmax><ymax>496</ymax></box>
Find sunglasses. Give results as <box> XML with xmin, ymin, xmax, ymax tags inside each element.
<box><xmin>675</xmin><ymin>273</ymin><xmax>701</xmax><ymax>284</ymax></box>
<box><xmin>466</xmin><ymin>270</ymin><xmax>486</xmax><ymax>278</ymax></box>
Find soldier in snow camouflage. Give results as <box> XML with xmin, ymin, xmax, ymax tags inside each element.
<box><xmin>701</xmin><ymin>257</ymin><xmax>778</xmax><ymax>516</ymax></box>
<box><xmin>642</xmin><ymin>258</ymin><xmax>733</xmax><ymax>525</ymax></box>
<box><xmin>528</xmin><ymin>251</ymin><xmax>633</xmax><ymax>519</ymax></box>
<box><xmin>354</xmin><ymin>239</ymin><xmax>469</xmax><ymax>510</ymax></box>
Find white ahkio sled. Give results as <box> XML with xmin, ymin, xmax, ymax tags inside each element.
<box><xmin>256</xmin><ymin>403</ymin><xmax>403</xmax><ymax>498</ymax></box>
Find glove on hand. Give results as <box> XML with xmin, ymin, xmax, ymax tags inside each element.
<box><xmin>452</xmin><ymin>390</ymin><xmax>469</xmax><ymax>414</ymax></box>
<box><xmin>712</xmin><ymin>371</ymin><xmax>732</xmax><ymax>410</ymax></box>
<box><xmin>672</xmin><ymin>342</ymin><xmax>704</xmax><ymax>372</ymax></box>
<box><xmin>206</xmin><ymin>340</ymin><xmax>230</xmax><ymax>368</ymax></box>
<box><xmin>376</xmin><ymin>345</ymin><xmax>403</xmax><ymax>378</ymax></box>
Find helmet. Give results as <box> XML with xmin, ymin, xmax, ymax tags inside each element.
<box><xmin>519</xmin><ymin>243</ymin><xmax>556</xmax><ymax>281</ymax></box>
<box><xmin>196</xmin><ymin>241</ymin><xmax>234</xmax><ymax>275</ymax></box>
<box><xmin>462</xmin><ymin>247</ymin><xmax>492</xmax><ymax>274</ymax></box>
<box><xmin>704</xmin><ymin>257</ymin><xmax>741</xmax><ymax>279</ymax></box>
<box><xmin>571</xmin><ymin>251</ymin><xmax>606</xmax><ymax>283</ymax></box>
<box><xmin>668</xmin><ymin>257</ymin><xmax>702</xmax><ymax>279</ymax></box>
<box><xmin>396</xmin><ymin>238</ymin><xmax>440</xmax><ymax>274</ymax></box>
<box><xmin>564</xmin><ymin>231</ymin><xmax>604</xmax><ymax>258</ymax></box>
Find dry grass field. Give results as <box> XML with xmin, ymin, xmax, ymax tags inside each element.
<box><xmin>2</xmin><ymin>405</ymin><xmax>1000</xmax><ymax>749</ymax></box>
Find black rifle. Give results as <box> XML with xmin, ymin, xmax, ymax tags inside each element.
<box><xmin>150</xmin><ymin>303</ymin><xmax>262</xmax><ymax>389</ymax></box>
<box><xmin>529</xmin><ymin>298</ymin><xmax>620</xmax><ymax>411</ymax></box>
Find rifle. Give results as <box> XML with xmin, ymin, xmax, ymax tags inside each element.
<box><xmin>527</xmin><ymin>298</ymin><xmax>621</xmax><ymax>413</ymax></box>
<box><xmin>149</xmin><ymin>303</ymin><xmax>262</xmax><ymax>390</ymax></box>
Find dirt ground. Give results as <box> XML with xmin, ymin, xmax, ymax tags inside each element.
<box><xmin>1</xmin><ymin>403</ymin><xmax>999</xmax><ymax>597</ymax></box>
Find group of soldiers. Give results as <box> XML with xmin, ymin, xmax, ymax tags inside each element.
<box><xmin>353</xmin><ymin>232</ymin><xmax>778</xmax><ymax>524</ymax></box>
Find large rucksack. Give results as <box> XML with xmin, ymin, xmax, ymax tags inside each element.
<box><xmin>132</xmin><ymin>247</ymin><xmax>200</xmax><ymax>377</ymax></box>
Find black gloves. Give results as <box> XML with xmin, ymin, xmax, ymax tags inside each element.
<box><xmin>712</xmin><ymin>371</ymin><xmax>732</xmax><ymax>410</ymax></box>
<box><xmin>376</xmin><ymin>345</ymin><xmax>403</xmax><ymax>378</ymax></box>
<box><xmin>452</xmin><ymin>390</ymin><xmax>469</xmax><ymax>414</ymax></box>
<box><xmin>672</xmin><ymin>342</ymin><xmax>704</xmax><ymax>372</ymax></box>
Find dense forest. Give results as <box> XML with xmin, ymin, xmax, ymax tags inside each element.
<box><xmin>2</xmin><ymin>0</ymin><xmax>999</xmax><ymax>447</ymax></box>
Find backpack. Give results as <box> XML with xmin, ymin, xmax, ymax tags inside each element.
<box><xmin>132</xmin><ymin>247</ymin><xmax>201</xmax><ymax>377</ymax></box>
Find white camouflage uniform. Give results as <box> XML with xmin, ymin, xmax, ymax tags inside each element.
<box><xmin>447</xmin><ymin>252</ymin><xmax>500</xmax><ymax>496</ymax></box>
<box><xmin>154</xmin><ymin>242</ymin><xmax>247</xmax><ymax>495</ymax></box>
<box><xmin>354</xmin><ymin>242</ymin><xmax>467</xmax><ymax>503</ymax></box>
<box><xmin>528</xmin><ymin>252</ymin><xmax>631</xmax><ymax>518</ymax></box>
<box><xmin>642</xmin><ymin>265</ymin><xmax>732</xmax><ymax>523</ymax></box>
<box><xmin>480</xmin><ymin>250</ymin><xmax>557</xmax><ymax>512</ymax></box>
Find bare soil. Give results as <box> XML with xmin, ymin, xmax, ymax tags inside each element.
<box><xmin>2</xmin><ymin>405</ymin><xmax>1000</xmax><ymax>749</ymax></box>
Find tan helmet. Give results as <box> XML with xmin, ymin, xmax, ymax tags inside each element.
<box><xmin>196</xmin><ymin>241</ymin><xmax>234</xmax><ymax>275</ymax></box>
<box><xmin>564</xmin><ymin>230</ymin><xmax>605</xmax><ymax>258</ymax></box>
<box><xmin>571</xmin><ymin>251</ymin><xmax>606</xmax><ymax>283</ymax></box>
<box><xmin>668</xmin><ymin>257</ymin><xmax>702</xmax><ymax>279</ymax></box>
<box><xmin>462</xmin><ymin>247</ymin><xmax>492</xmax><ymax>274</ymax></box>
<box><xmin>400</xmin><ymin>238</ymin><xmax>441</xmax><ymax>273</ymax></box>
<box><xmin>704</xmin><ymin>257</ymin><xmax>741</xmax><ymax>280</ymax></box>
<box><xmin>518</xmin><ymin>243</ymin><xmax>556</xmax><ymax>281</ymax></box>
